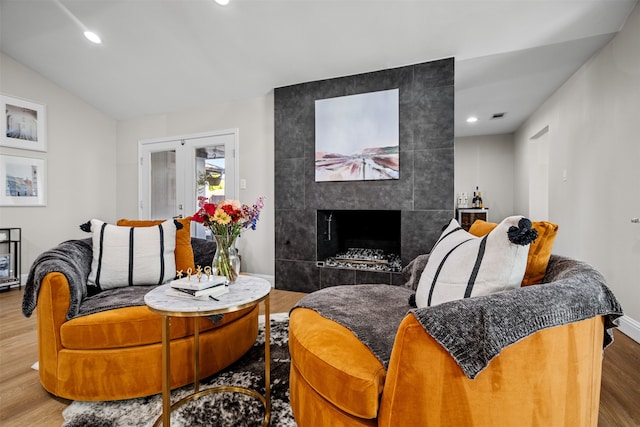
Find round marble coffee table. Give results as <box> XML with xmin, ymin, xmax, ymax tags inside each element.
<box><xmin>144</xmin><ymin>275</ymin><xmax>272</xmax><ymax>427</ymax></box>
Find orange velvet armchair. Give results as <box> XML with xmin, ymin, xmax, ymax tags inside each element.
<box><xmin>288</xmin><ymin>255</ymin><xmax>622</xmax><ymax>427</ymax></box>
<box><xmin>23</xmin><ymin>238</ymin><xmax>258</xmax><ymax>401</ymax></box>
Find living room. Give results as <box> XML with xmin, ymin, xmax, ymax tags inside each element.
<box><xmin>1</xmin><ymin>0</ymin><xmax>639</xmax><ymax>425</ymax></box>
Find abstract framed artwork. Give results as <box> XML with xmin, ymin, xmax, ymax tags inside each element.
<box><xmin>315</xmin><ymin>88</ymin><xmax>399</xmax><ymax>182</ymax></box>
<box><xmin>1</xmin><ymin>94</ymin><xmax>47</xmax><ymax>152</ymax></box>
<box><xmin>0</xmin><ymin>154</ymin><xmax>47</xmax><ymax>206</ymax></box>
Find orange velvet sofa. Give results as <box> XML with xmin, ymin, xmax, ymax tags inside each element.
<box><xmin>25</xmin><ymin>238</ymin><xmax>258</xmax><ymax>401</ymax></box>
<box><xmin>289</xmin><ymin>255</ymin><xmax>622</xmax><ymax>427</ymax></box>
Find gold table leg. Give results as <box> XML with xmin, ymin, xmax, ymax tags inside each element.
<box><xmin>264</xmin><ymin>295</ymin><xmax>271</xmax><ymax>426</ymax></box>
<box><xmin>194</xmin><ymin>317</ymin><xmax>200</xmax><ymax>394</ymax></box>
<box><xmin>161</xmin><ymin>315</ymin><xmax>171</xmax><ymax>427</ymax></box>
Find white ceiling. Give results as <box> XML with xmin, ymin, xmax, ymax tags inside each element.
<box><xmin>0</xmin><ymin>0</ymin><xmax>637</xmax><ymax>137</ymax></box>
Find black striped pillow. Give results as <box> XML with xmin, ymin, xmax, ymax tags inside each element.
<box><xmin>415</xmin><ymin>216</ymin><xmax>536</xmax><ymax>307</ymax></box>
<box><xmin>85</xmin><ymin>219</ymin><xmax>177</xmax><ymax>291</ymax></box>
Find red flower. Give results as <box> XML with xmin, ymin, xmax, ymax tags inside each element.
<box><xmin>191</xmin><ymin>212</ymin><xmax>205</xmax><ymax>223</ymax></box>
<box><xmin>204</xmin><ymin>203</ymin><xmax>217</xmax><ymax>216</ymax></box>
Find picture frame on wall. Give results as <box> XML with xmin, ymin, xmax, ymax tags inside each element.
<box><xmin>315</xmin><ymin>88</ymin><xmax>399</xmax><ymax>182</ymax></box>
<box><xmin>1</xmin><ymin>94</ymin><xmax>47</xmax><ymax>152</ymax></box>
<box><xmin>0</xmin><ymin>154</ymin><xmax>47</xmax><ymax>206</ymax></box>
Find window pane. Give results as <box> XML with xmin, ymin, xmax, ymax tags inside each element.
<box><xmin>194</xmin><ymin>145</ymin><xmax>225</xmax><ymax>239</ymax></box>
<box><xmin>150</xmin><ymin>150</ymin><xmax>176</xmax><ymax>219</ymax></box>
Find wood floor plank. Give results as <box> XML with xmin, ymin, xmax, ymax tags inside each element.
<box><xmin>0</xmin><ymin>287</ymin><xmax>69</xmax><ymax>426</ymax></box>
<box><xmin>1</xmin><ymin>286</ymin><xmax>639</xmax><ymax>426</ymax></box>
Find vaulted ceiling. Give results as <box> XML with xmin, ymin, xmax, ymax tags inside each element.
<box><xmin>1</xmin><ymin>0</ymin><xmax>637</xmax><ymax>137</ymax></box>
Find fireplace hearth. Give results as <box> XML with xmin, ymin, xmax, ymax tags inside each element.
<box><xmin>322</xmin><ymin>247</ymin><xmax>402</xmax><ymax>272</ymax></box>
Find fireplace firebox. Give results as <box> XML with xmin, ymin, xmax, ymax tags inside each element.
<box><xmin>316</xmin><ymin>210</ymin><xmax>402</xmax><ymax>272</ymax></box>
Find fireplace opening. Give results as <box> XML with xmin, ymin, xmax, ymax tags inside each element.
<box><xmin>317</xmin><ymin>210</ymin><xmax>401</xmax><ymax>272</ymax></box>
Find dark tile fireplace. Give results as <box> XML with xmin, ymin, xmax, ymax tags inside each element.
<box><xmin>274</xmin><ymin>58</ymin><xmax>455</xmax><ymax>292</ymax></box>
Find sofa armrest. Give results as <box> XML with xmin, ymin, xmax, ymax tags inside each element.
<box><xmin>36</xmin><ymin>272</ymin><xmax>72</xmax><ymax>394</ymax></box>
<box><xmin>379</xmin><ymin>313</ymin><xmax>605</xmax><ymax>427</ymax></box>
<box><xmin>543</xmin><ymin>254</ymin><xmax>601</xmax><ymax>283</ymax></box>
<box><xmin>23</xmin><ymin>238</ymin><xmax>92</xmax><ymax>320</ymax></box>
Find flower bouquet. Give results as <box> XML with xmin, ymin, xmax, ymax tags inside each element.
<box><xmin>191</xmin><ymin>196</ymin><xmax>265</xmax><ymax>283</ymax></box>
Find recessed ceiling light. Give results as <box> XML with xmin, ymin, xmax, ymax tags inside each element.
<box><xmin>83</xmin><ymin>31</ymin><xmax>102</xmax><ymax>44</ymax></box>
<box><xmin>215</xmin><ymin>0</ymin><xmax>230</xmax><ymax>5</ymax></box>
<box><xmin>466</xmin><ymin>116</ymin><xmax>478</xmax><ymax>123</ymax></box>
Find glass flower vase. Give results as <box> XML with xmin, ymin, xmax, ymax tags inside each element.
<box><xmin>212</xmin><ymin>233</ymin><xmax>239</xmax><ymax>283</ymax></box>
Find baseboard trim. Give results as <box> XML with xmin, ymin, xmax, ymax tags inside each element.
<box><xmin>617</xmin><ymin>315</ymin><xmax>640</xmax><ymax>344</ymax></box>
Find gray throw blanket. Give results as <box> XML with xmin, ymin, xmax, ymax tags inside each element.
<box><xmin>292</xmin><ymin>285</ymin><xmax>414</xmax><ymax>369</ymax></box>
<box><xmin>23</xmin><ymin>239</ymin><xmax>163</xmax><ymax>320</ymax></box>
<box><xmin>413</xmin><ymin>256</ymin><xmax>622</xmax><ymax>378</ymax></box>
<box><xmin>292</xmin><ymin>255</ymin><xmax>623</xmax><ymax>379</ymax></box>
<box><xmin>23</xmin><ymin>238</ymin><xmax>93</xmax><ymax>320</ymax></box>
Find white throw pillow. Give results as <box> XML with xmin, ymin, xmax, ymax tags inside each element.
<box><xmin>85</xmin><ymin>219</ymin><xmax>177</xmax><ymax>290</ymax></box>
<box><xmin>415</xmin><ymin>215</ymin><xmax>537</xmax><ymax>307</ymax></box>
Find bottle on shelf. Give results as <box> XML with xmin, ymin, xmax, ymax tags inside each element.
<box><xmin>478</xmin><ymin>191</ymin><xmax>483</xmax><ymax>208</ymax></box>
<box><xmin>473</xmin><ymin>186</ymin><xmax>480</xmax><ymax>208</ymax></box>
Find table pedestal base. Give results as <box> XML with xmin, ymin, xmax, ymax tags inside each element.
<box><xmin>152</xmin><ymin>294</ymin><xmax>271</xmax><ymax>427</ymax></box>
<box><xmin>153</xmin><ymin>385</ymin><xmax>271</xmax><ymax>427</ymax></box>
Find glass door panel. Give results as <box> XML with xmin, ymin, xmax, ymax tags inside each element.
<box><xmin>139</xmin><ymin>139</ymin><xmax>186</xmax><ymax>220</ymax></box>
<box><xmin>191</xmin><ymin>140</ymin><xmax>230</xmax><ymax>239</ymax></box>
<box><xmin>150</xmin><ymin>150</ymin><xmax>177</xmax><ymax>219</ymax></box>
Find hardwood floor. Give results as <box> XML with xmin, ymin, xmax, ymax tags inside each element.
<box><xmin>1</xmin><ymin>286</ymin><xmax>638</xmax><ymax>426</ymax></box>
<box><xmin>599</xmin><ymin>330</ymin><xmax>640</xmax><ymax>426</ymax></box>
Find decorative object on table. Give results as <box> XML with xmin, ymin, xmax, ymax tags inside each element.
<box><xmin>165</xmin><ymin>284</ymin><xmax>228</xmax><ymax>300</ymax></box>
<box><xmin>0</xmin><ymin>154</ymin><xmax>47</xmax><ymax>206</ymax></box>
<box><xmin>1</xmin><ymin>94</ymin><xmax>47</xmax><ymax>152</ymax></box>
<box><xmin>61</xmin><ymin>315</ymin><xmax>296</xmax><ymax>427</ymax></box>
<box><xmin>191</xmin><ymin>196</ymin><xmax>265</xmax><ymax>283</ymax></box>
<box><xmin>166</xmin><ymin>267</ymin><xmax>229</xmax><ymax>300</ymax></box>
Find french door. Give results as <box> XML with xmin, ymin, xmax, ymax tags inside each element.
<box><xmin>138</xmin><ymin>130</ymin><xmax>238</xmax><ymax>238</ymax></box>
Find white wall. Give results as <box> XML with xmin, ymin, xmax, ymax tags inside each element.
<box><xmin>116</xmin><ymin>94</ymin><xmax>275</xmax><ymax>276</ymax></box>
<box><xmin>0</xmin><ymin>53</ymin><xmax>117</xmax><ymax>275</ymax></box>
<box><xmin>454</xmin><ymin>134</ymin><xmax>514</xmax><ymax>223</ymax></box>
<box><xmin>514</xmin><ymin>4</ymin><xmax>640</xmax><ymax>326</ymax></box>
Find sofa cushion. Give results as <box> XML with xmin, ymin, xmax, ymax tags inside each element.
<box><xmin>117</xmin><ymin>217</ymin><xmax>195</xmax><ymax>272</ymax></box>
<box><xmin>469</xmin><ymin>219</ymin><xmax>558</xmax><ymax>286</ymax></box>
<box><xmin>60</xmin><ymin>305</ymin><xmax>254</xmax><ymax>350</ymax></box>
<box><xmin>289</xmin><ymin>308</ymin><xmax>386</xmax><ymax>419</ymax></box>
<box><xmin>415</xmin><ymin>216</ymin><xmax>536</xmax><ymax>307</ymax></box>
<box><xmin>85</xmin><ymin>219</ymin><xmax>177</xmax><ymax>290</ymax></box>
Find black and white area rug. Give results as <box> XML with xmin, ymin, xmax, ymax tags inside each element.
<box><xmin>62</xmin><ymin>313</ymin><xmax>297</xmax><ymax>427</ymax></box>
